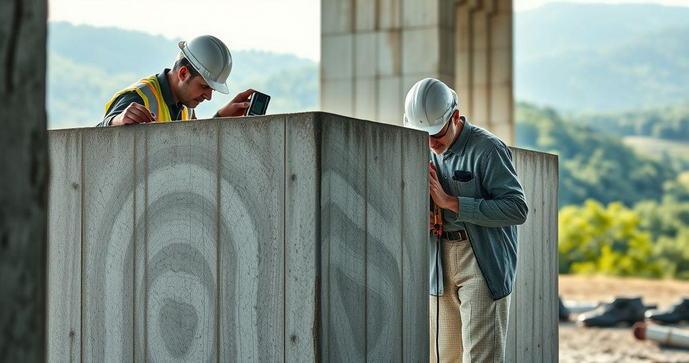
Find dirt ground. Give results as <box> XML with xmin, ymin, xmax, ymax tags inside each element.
<box><xmin>559</xmin><ymin>275</ymin><xmax>689</xmax><ymax>363</ymax></box>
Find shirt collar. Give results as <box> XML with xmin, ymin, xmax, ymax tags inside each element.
<box><xmin>446</xmin><ymin>116</ymin><xmax>472</xmax><ymax>157</ymax></box>
<box><xmin>157</xmin><ymin>68</ymin><xmax>182</xmax><ymax>109</ymax></box>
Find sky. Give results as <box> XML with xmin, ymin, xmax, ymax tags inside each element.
<box><xmin>48</xmin><ymin>0</ymin><xmax>689</xmax><ymax>61</ymax></box>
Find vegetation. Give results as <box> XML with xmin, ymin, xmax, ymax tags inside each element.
<box><xmin>518</xmin><ymin>103</ymin><xmax>689</xmax><ymax>280</ymax></box>
<box><xmin>515</xmin><ymin>102</ymin><xmax>677</xmax><ymax>207</ymax></box>
<box><xmin>572</xmin><ymin>102</ymin><xmax>689</xmax><ymax>142</ymax></box>
<box><xmin>558</xmin><ymin>200</ymin><xmax>664</xmax><ymax>278</ymax></box>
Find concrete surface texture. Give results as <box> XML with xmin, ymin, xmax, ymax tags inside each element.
<box><xmin>320</xmin><ymin>0</ymin><xmax>514</xmax><ymax>144</ymax></box>
<box><xmin>47</xmin><ymin>113</ymin><xmax>556</xmax><ymax>362</ymax></box>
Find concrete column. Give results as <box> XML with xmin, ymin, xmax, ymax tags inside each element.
<box><xmin>0</xmin><ymin>0</ymin><xmax>49</xmax><ymax>362</ymax></box>
<box><xmin>321</xmin><ymin>0</ymin><xmax>456</xmax><ymax>126</ymax></box>
<box><xmin>489</xmin><ymin>0</ymin><xmax>515</xmax><ymax>143</ymax></box>
<box><xmin>321</xmin><ymin>0</ymin><xmax>514</xmax><ymax>144</ymax></box>
<box><xmin>454</xmin><ymin>0</ymin><xmax>514</xmax><ymax>144</ymax></box>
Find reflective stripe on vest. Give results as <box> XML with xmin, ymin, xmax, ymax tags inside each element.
<box><xmin>104</xmin><ymin>75</ymin><xmax>192</xmax><ymax>122</ymax></box>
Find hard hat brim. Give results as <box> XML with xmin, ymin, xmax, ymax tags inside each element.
<box><xmin>204</xmin><ymin>78</ymin><xmax>230</xmax><ymax>94</ymax></box>
<box><xmin>404</xmin><ymin>114</ymin><xmax>447</xmax><ymax>135</ymax></box>
<box><xmin>178</xmin><ymin>41</ymin><xmax>230</xmax><ymax>95</ymax></box>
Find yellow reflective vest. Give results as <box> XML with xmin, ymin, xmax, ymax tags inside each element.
<box><xmin>104</xmin><ymin>75</ymin><xmax>192</xmax><ymax>122</ymax></box>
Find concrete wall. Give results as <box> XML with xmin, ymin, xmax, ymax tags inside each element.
<box><xmin>510</xmin><ymin>147</ymin><xmax>559</xmax><ymax>362</ymax></box>
<box><xmin>47</xmin><ymin>113</ymin><xmax>557</xmax><ymax>362</ymax></box>
<box><xmin>320</xmin><ymin>0</ymin><xmax>514</xmax><ymax>144</ymax></box>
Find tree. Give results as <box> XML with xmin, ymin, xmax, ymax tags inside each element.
<box><xmin>559</xmin><ymin>200</ymin><xmax>664</xmax><ymax>278</ymax></box>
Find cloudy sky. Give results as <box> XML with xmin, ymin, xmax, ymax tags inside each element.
<box><xmin>48</xmin><ymin>0</ymin><xmax>688</xmax><ymax>61</ymax></box>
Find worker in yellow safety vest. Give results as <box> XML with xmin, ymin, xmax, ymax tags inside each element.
<box><xmin>98</xmin><ymin>35</ymin><xmax>253</xmax><ymax>126</ymax></box>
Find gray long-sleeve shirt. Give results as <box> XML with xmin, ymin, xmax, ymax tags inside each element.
<box><xmin>430</xmin><ymin>117</ymin><xmax>528</xmax><ymax>300</ymax></box>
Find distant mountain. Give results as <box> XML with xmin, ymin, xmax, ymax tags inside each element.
<box><xmin>515</xmin><ymin>3</ymin><xmax>689</xmax><ymax>112</ymax></box>
<box><xmin>47</xmin><ymin>22</ymin><xmax>318</xmax><ymax>128</ymax></box>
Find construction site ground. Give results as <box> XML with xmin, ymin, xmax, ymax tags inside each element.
<box><xmin>559</xmin><ymin>275</ymin><xmax>689</xmax><ymax>362</ymax></box>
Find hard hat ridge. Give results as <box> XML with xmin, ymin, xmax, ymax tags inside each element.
<box><xmin>178</xmin><ymin>35</ymin><xmax>232</xmax><ymax>94</ymax></box>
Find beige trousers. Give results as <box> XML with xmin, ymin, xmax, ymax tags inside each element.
<box><xmin>429</xmin><ymin>238</ymin><xmax>511</xmax><ymax>363</ymax></box>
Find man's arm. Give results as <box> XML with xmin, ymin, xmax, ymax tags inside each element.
<box><xmin>447</xmin><ymin>145</ymin><xmax>529</xmax><ymax>227</ymax></box>
<box><xmin>97</xmin><ymin>92</ymin><xmax>145</xmax><ymax>127</ymax></box>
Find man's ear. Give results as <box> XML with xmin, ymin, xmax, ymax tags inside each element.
<box><xmin>452</xmin><ymin>109</ymin><xmax>461</xmax><ymax>125</ymax></box>
<box><xmin>178</xmin><ymin>66</ymin><xmax>190</xmax><ymax>82</ymax></box>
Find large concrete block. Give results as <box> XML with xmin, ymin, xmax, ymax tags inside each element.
<box><xmin>146</xmin><ymin>121</ymin><xmax>221</xmax><ymax>363</ymax></box>
<box><xmin>47</xmin><ymin>131</ymin><xmax>82</xmax><ymax>363</ymax></box>
<box><xmin>218</xmin><ymin>118</ymin><xmax>286</xmax><ymax>362</ymax></box>
<box><xmin>377</xmin><ymin>31</ymin><xmax>401</xmax><ymax>77</ymax></box>
<box><xmin>509</xmin><ymin>148</ymin><xmax>559</xmax><ymax>362</ymax></box>
<box><xmin>47</xmin><ymin>114</ymin><xmax>431</xmax><ymax>362</ymax></box>
<box><xmin>322</xmin><ymin>34</ymin><xmax>354</xmax><ymax>80</ymax></box>
<box><xmin>81</xmin><ymin>127</ymin><xmax>137</xmax><ymax>363</ymax></box>
<box><xmin>284</xmin><ymin>114</ymin><xmax>320</xmax><ymax>362</ymax></box>
<box><xmin>47</xmin><ymin>113</ymin><xmax>556</xmax><ymax>362</ymax></box>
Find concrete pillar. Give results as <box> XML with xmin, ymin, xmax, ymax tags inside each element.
<box><xmin>321</xmin><ymin>0</ymin><xmax>456</xmax><ymax>126</ymax></box>
<box><xmin>0</xmin><ymin>0</ymin><xmax>49</xmax><ymax>362</ymax></box>
<box><xmin>321</xmin><ymin>0</ymin><xmax>514</xmax><ymax>144</ymax></box>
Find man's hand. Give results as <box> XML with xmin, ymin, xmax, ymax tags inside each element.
<box><xmin>216</xmin><ymin>89</ymin><xmax>254</xmax><ymax>117</ymax></box>
<box><xmin>111</xmin><ymin>102</ymin><xmax>156</xmax><ymax>126</ymax></box>
<box><xmin>430</xmin><ymin>164</ymin><xmax>459</xmax><ymax>214</ymax></box>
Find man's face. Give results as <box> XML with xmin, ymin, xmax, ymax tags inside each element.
<box><xmin>429</xmin><ymin>118</ymin><xmax>454</xmax><ymax>155</ymax></box>
<box><xmin>178</xmin><ymin>68</ymin><xmax>213</xmax><ymax>108</ymax></box>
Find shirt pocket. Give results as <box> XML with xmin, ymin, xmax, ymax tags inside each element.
<box><xmin>448</xmin><ymin>171</ymin><xmax>480</xmax><ymax>197</ymax></box>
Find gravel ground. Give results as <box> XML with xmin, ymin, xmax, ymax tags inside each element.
<box><xmin>559</xmin><ymin>275</ymin><xmax>689</xmax><ymax>362</ymax></box>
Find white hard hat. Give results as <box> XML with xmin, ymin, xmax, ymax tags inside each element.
<box><xmin>403</xmin><ymin>78</ymin><xmax>458</xmax><ymax>135</ymax></box>
<box><xmin>178</xmin><ymin>35</ymin><xmax>232</xmax><ymax>94</ymax></box>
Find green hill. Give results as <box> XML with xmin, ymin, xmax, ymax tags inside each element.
<box><xmin>515</xmin><ymin>3</ymin><xmax>689</xmax><ymax>112</ymax></box>
<box><xmin>515</xmin><ymin>102</ymin><xmax>677</xmax><ymax>207</ymax></box>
